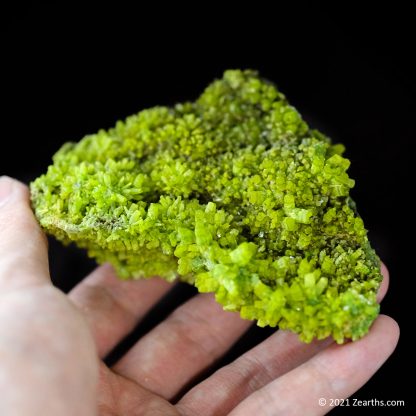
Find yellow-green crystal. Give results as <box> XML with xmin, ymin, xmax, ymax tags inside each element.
<box><xmin>31</xmin><ymin>70</ymin><xmax>381</xmax><ymax>343</ymax></box>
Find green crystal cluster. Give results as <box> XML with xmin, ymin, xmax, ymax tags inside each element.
<box><xmin>31</xmin><ymin>70</ymin><xmax>381</xmax><ymax>343</ymax></box>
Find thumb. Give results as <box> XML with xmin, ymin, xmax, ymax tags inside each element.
<box><xmin>0</xmin><ymin>176</ymin><xmax>50</xmax><ymax>289</ymax></box>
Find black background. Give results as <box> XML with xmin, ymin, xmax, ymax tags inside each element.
<box><xmin>1</xmin><ymin>3</ymin><xmax>413</xmax><ymax>414</ymax></box>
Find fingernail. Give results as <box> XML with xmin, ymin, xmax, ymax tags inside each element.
<box><xmin>0</xmin><ymin>176</ymin><xmax>14</xmax><ymax>207</ymax></box>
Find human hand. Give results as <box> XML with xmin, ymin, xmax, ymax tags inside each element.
<box><xmin>0</xmin><ymin>176</ymin><xmax>399</xmax><ymax>416</ymax></box>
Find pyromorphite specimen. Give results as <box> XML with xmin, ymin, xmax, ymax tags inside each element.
<box><xmin>31</xmin><ymin>70</ymin><xmax>381</xmax><ymax>343</ymax></box>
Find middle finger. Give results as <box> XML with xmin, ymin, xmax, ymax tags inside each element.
<box><xmin>113</xmin><ymin>293</ymin><xmax>251</xmax><ymax>400</ymax></box>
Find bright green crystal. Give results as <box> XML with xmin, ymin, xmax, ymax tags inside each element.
<box><xmin>31</xmin><ymin>70</ymin><xmax>382</xmax><ymax>343</ymax></box>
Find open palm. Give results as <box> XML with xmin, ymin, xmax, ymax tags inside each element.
<box><xmin>71</xmin><ymin>262</ymin><xmax>395</xmax><ymax>416</ymax></box>
<box><xmin>0</xmin><ymin>177</ymin><xmax>399</xmax><ymax>416</ymax></box>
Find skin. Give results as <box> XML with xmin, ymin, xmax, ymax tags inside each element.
<box><xmin>0</xmin><ymin>176</ymin><xmax>399</xmax><ymax>416</ymax></box>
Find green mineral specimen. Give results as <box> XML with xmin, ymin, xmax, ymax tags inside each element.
<box><xmin>31</xmin><ymin>70</ymin><xmax>382</xmax><ymax>343</ymax></box>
